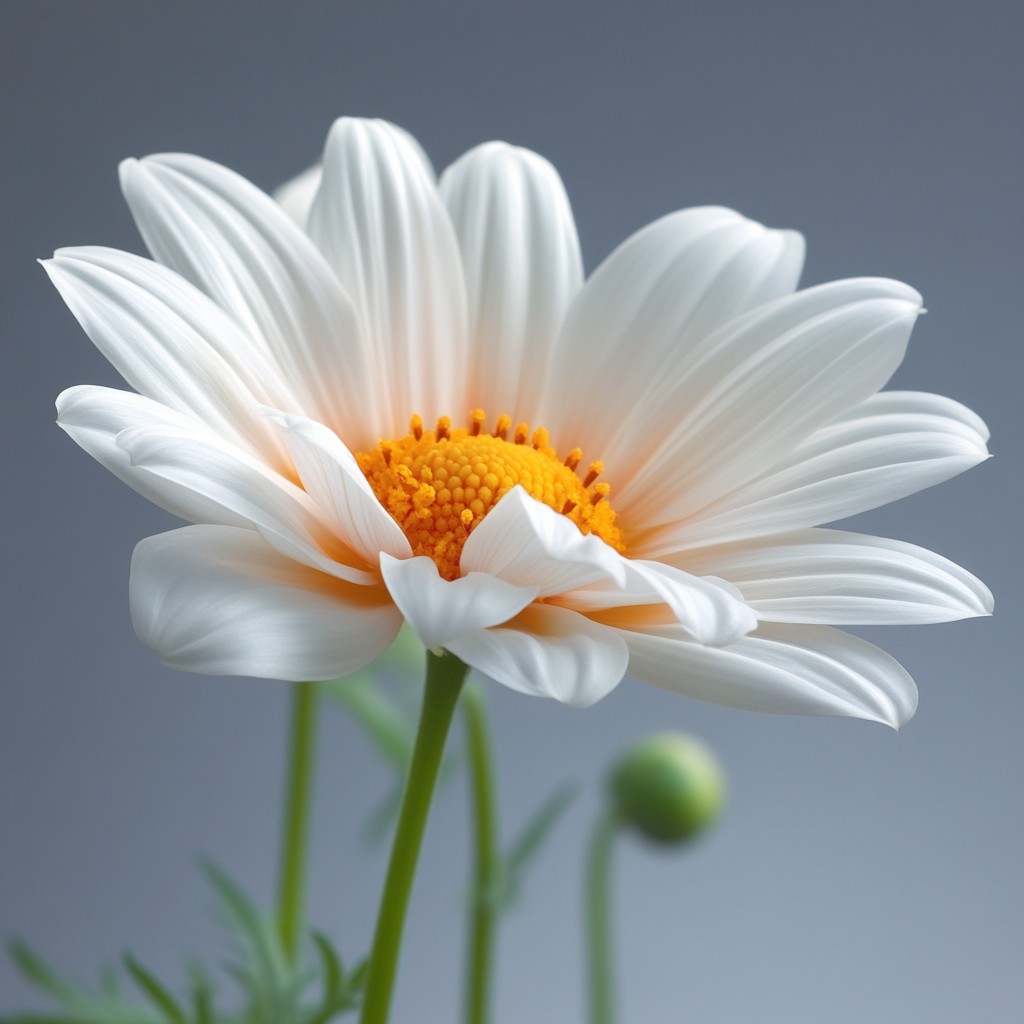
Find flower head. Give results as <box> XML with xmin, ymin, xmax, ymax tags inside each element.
<box><xmin>51</xmin><ymin>117</ymin><xmax>991</xmax><ymax>723</ymax></box>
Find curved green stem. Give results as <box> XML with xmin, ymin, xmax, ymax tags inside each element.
<box><xmin>360</xmin><ymin>651</ymin><xmax>469</xmax><ymax>1024</ymax></box>
<box><xmin>462</xmin><ymin>683</ymin><xmax>499</xmax><ymax>1024</ymax></box>
<box><xmin>586</xmin><ymin>810</ymin><xmax>619</xmax><ymax>1024</ymax></box>
<box><xmin>276</xmin><ymin>681</ymin><xmax>320</xmax><ymax>962</ymax></box>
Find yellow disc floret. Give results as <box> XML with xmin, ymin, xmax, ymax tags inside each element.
<box><xmin>356</xmin><ymin>410</ymin><xmax>625</xmax><ymax>580</ymax></box>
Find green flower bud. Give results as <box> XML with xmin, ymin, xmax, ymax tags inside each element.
<box><xmin>609</xmin><ymin>734</ymin><xmax>725</xmax><ymax>844</ymax></box>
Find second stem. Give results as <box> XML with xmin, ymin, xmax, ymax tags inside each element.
<box><xmin>462</xmin><ymin>683</ymin><xmax>499</xmax><ymax>1024</ymax></box>
<box><xmin>277</xmin><ymin>680</ymin><xmax>320</xmax><ymax>962</ymax></box>
<box><xmin>586</xmin><ymin>810</ymin><xmax>619</xmax><ymax>1024</ymax></box>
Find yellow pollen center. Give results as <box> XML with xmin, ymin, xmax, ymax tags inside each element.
<box><xmin>356</xmin><ymin>410</ymin><xmax>625</xmax><ymax>581</ymax></box>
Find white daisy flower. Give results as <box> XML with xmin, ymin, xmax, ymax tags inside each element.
<box><xmin>50</xmin><ymin>117</ymin><xmax>991</xmax><ymax>724</ymax></box>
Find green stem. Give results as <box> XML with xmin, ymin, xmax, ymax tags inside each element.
<box><xmin>277</xmin><ymin>680</ymin><xmax>320</xmax><ymax>963</ymax></box>
<box><xmin>462</xmin><ymin>683</ymin><xmax>499</xmax><ymax>1024</ymax></box>
<box><xmin>586</xmin><ymin>810</ymin><xmax>619</xmax><ymax>1024</ymax></box>
<box><xmin>360</xmin><ymin>651</ymin><xmax>469</xmax><ymax>1024</ymax></box>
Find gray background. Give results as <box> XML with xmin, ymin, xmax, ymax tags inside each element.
<box><xmin>2</xmin><ymin>2</ymin><xmax>1021</xmax><ymax>1021</ymax></box>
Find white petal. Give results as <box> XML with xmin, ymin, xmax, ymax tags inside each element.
<box><xmin>644</xmin><ymin>390</ymin><xmax>991</xmax><ymax>553</ymax></box>
<box><xmin>561</xmin><ymin>560</ymin><xmax>757</xmax><ymax>646</ymax></box>
<box><xmin>460</xmin><ymin>486</ymin><xmax>627</xmax><ymax>596</ymax></box>
<box><xmin>544</xmin><ymin>207</ymin><xmax>804</xmax><ymax>471</ymax></box>
<box><xmin>671</xmin><ymin>528</ymin><xmax>993</xmax><ymax>624</ymax></box>
<box><xmin>57</xmin><ymin>385</ymin><xmax>253</xmax><ymax>527</ymax></box>
<box><xmin>307</xmin><ymin>118</ymin><xmax>468</xmax><ymax>433</ymax></box>
<box><xmin>120</xmin><ymin>154</ymin><xmax>381</xmax><ymax>448</ymax></box>
<box><xmin>620</xmin><ymin>278</ymin><xmax>923</xmax><ymax>530</ymax></box>
<box><xmin>131</xmin><ymin>526</ymin><xmax>400</xmax><ymax>680</ymax></box>
<box><xmin>281</xmin><ymin>123</ymin><xmax>435</xmax><ymax>208</ymax></box>
<box><xmin>264</xmin><ymin>409</ymin><xmax>412</xmax><ymax>564</ymax></box>
<box><xmin>379</xmin><ymin>554</ymin><xmax>537</xmax><ymax>651</ymax></box>
<box><xmin>116</xmin><ymin>423</ymin><xmax>375</xmax><ymax>585</ymax></box>
<box><xmin>277</xmin><ymin>125</ymin><xmax>435</xmax><ymax>225</ymax></box>
<box><xmin>274</xmin><ymin>163</ymin><xmax>322</xmax><ymax>227</ymax></box>
<box><xmin>621</xmin><ymin>622</ymin><xmax>918</xmax><ymax>727</ymax></box>
<box><xmin>44</xmin><ymin>247</ymin><xmax>294</xmax><ymax>469</ymax></box>
<box><xmin>447</xmin><ymin>604</ymin><xmax>630</xmax><ymax>708</ymax></box>
<box><xmin>439</xmin><ymin>141</ymin><xmax>583</xmax><ymax>421</ymax></box>
<box><xmin>624</xmin><ymin>564</ymin><xmax>756</xmax><ymax>645</ymax></box>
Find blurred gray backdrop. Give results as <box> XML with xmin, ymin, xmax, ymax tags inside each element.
<box><xmin>2</xmin><ymin>2</ymin><xmax>1020</xmax><ymax>1020</ymax></box>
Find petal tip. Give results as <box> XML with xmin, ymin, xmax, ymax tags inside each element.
<box><xmin>54</xmin><ymin>384</ymin><xmax>86</xmax><ymax>418</ymax></box>
<box><xmin>117</xmin><ymin>156</ymin><xmax>141</xmax><ymax>186</ymax></box>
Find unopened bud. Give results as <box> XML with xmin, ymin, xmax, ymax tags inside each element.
<box><xmin>609</xmin><ymin>734</ymin><xmax>725</xmax><ymax>844</ymax></box>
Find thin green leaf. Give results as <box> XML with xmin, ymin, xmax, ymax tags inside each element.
<box><xmin>341</xmin><ymin>625</ymin><xmax>424</xmax><ymax>685</ymax></box>
<box><xmin>304</xmin><ymin>991</ymin><xmax>358</xmax><ymax>1023</ymax></box>
<box><xmin>328</xmin><ymin>633</ymin><xmax>462</xmax><ymax>852</ymax></box>
<box><xmin>222</xmin><ymin>962</ymin><xmax>258</xmax><ymax>1002</ymax></box>
<box><xmin>499</xmin><ymin>784</ymin><xmax>577</xmax><ymax>907</ymax></box>
<box><xmin>361</xmin><ymin>746</ymin><xmax>461</xmax><ymax>847</ymax></box>
<box><xmin>326</xmin><ymin>677</ymin><xmax>412</xmax><ymax>769</ymax></box>
<box><xmin>202</xmin><ymin>863</ymin><xmax>312</xmax><ymax>1024</ymax></box>
<box><xmin>311</xmin><ymin>934</ymin><xmax>342</xmax><ymax>1003</ymax></box>
<box><xmin>323</xmin><ymin>625</ymin><xmax>426</xmax><ymax>764</ymax></box>
<box><xmin>201</xmin><ymin>861</ymin><xmax>289</xmax><ymax>997</ymax></box>
<box><xmin>7</xmin><ymin>942</ymin><xmax>83</xmax><ymax>1008</ymax></box>
<box><xmin>303</xmin><ymin>996</ymin><xmax>338</xmax><ymax>1023</ymax></box>
<box><xmin>0</xmin><ymin>996</ymin><xmax>162</xmax><ymax>1024</ymax></box>
<box><xmin>0</xmin><ymin>1016</ymin><xmax>85</xmax><ymax>1024</ymax></box>
<box><xmin>186</xmin><ymin>967</ymin><xmax>215</xmax><ymax>1024</ymax></box>
<box><xmin>386</xmin><ymin>625</ymin><xmax>427</xmax><ymax>676</ymax></box>
<box><xmin>506</xmin><ymin>784</ymin><xmax>577</xmax><ymax>875</ymax></box>
<box><xmin>304</xmin><ymin>944</ymin><xmax>368</xmax><ymax>1024</ymax></box>
<box><xmin>346</xmin><ymin>957</ymin><xmax>369</xmax><ymax>996</ymax></box>
<box><xmin>98</xmin><ymin>965</ymin><xmax>122</xmax><ymax>999</ymax></box>
<box><xmin>362</xmin><ymin>786</ymin><xmax>403</xmax><ymax>846</ymax></box>
<box><xmin>122</xmin><ymin>956</ymin><xmax>186</xmax><ymax>1024</ymax></box>
<box><xmin>191</xmin><ymin>990</ymin><xmax>214</xmax><ymax>1024</ymax></box>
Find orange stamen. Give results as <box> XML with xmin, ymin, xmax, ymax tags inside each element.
<box><xmin>356</xmin><ymin>410</ymin><xmax>624</xmax><ymax>580</ymax></box>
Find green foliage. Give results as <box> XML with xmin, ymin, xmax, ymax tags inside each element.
<box><xmin>2</xmin><ymin>869</ymin><xmax>366</xmax><ymax>1024</ymax></box>
<box><xmin>500</xmin><ymin>784</ymin><xmax>577</xmax><ymax>907</ymax></box>
<box><xmin>325</xmin><ymin>640</ymin><xmax>572</xmax><ymax>914</ymax></box>
<box><xmin>2</xmin><ymin>940</ymin><xmax>159</xmax><ymax>1024</ymax></box>
<box><xmin>5</xmin><ymin>635</ymin><xmax>579</xmax><ymax>1024</ymax></box>
<box><xmin>326</xmin><ymin>673</ymin><xmax>414</xmax><ymax>771</ymax></box>
<box><xmin>474</xmin><ymin>783</ymin><xmax>577</xmax><ymax>913</ymax></box>
<box><xmin>122</xmin><ymin>955</ymin><xmax>188</xmax><ymax>1023</ymax></box>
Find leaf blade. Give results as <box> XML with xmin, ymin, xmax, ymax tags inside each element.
<box><xmin>122</xmin><ymin>955</ymin><xmax>187</xmax><ymax>1024</ymax></box>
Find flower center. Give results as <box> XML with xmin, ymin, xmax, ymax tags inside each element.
<box><xmin>356</xmin><ymin>409</ymin><xmax>625</xmax><ymax>580</ymax></box>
